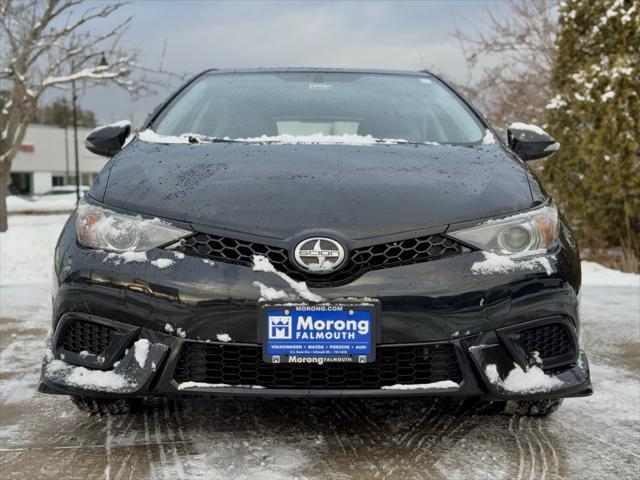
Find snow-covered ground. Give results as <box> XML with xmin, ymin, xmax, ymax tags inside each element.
<box><xmin>6</xmin><ymin>193</ymin><xmax>78</xmax><ymax>214</ymax></box>
<box><xmin>0</xmin><ymin>214</ymin><xmax>638</xmax><ymax>479</ymax></box>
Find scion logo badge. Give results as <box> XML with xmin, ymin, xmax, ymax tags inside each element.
<box><xmin>293</xmin><ymin>237</ymin><xmax>345</xmax><ymax>273</ymax></box>
<box><xmin>269</xmin><ymin>316</ymin><xmax>292</xmax><ymax>339</ymax></box>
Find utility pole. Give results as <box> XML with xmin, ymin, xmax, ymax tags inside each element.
<box><xmin>70</xmin><ymin>52</ymin><xmax>108</xmax><ymax>203</ymax></box>
<box><xmin>64</xmin><ymin>125</ymin><xmax>69</xmax><ymax>184</ymax></box>
<box><xmin>72</xmin><ymin>78</ymin><xmax>80</xmax><ymax>202</ymax></box>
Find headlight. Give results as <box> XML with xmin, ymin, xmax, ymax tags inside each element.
<box><xmin>448</xmin><ymin>205</ymin><xmax>559</xmax><ymax>255</ymax></box>
<box><xmin>75</xmin><ymin>201</ymin><xmax>191</xmax><ymax>252</ymax></box>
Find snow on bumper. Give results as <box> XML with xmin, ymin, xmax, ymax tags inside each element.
<box><xmin>39</xmin><ymin>340</ymin><xmax>168</xmax><ymax>396</ymax></box>
<box><xmin>470</xmin><ymin>346</ymin><xmax>591</xmax><ymax>400</ymax></box>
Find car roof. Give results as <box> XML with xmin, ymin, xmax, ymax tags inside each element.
<box><xmin>200</xmin><ymin>67</ymin><xmax>435</xmax><ymax>77</ymax></box>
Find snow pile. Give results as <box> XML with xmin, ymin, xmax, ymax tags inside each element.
<box><xmin>546</xmin><ymin>94</ymin><xmax>568</xmax><ymax>110</ymax></box>
<box><xmin>45</xmin><ymin>358</ymin><xmax>131</xmax><ymax>392</ymax></box>
<box><xmin>581</xmin><ymin>261</ymin><xmax>639</xmax><ymax>287</ymax></box>
<box><xmin>481</xmin><ymin>130</ymin><xmax>496</xmax><ymax>145</ymax></box>
<box><xmin>133</xmin><ymin>339</ymin><xmax>150</xmax><ymax>368</ymax></box>
<box><xmin>381</xmin><ymin>380</ymin><xmax>458</xmax><ymax>391</ymax></box>
<box><xmin>177</xmin><ymin>381</ymin><xmax>265</xmax><ymax>390</ymax></box>
<box><xmin>508</xmin><ymin>122</ymin><xmax>548</xmax><ymax>136</ymax></box>
<box><xmin>105</xmin><ymin>251</ymin><xmax>148</xmax><ymax>264</ymax></box>
<box><xmin>601</xmin><ymin>90</ymin><xmax>615</xmax><ymax>102</ymax></box>
<box><xmin>233</xmin><ymin>133</ymin><xmax>407</xmax><ymax>145</ymax></box>
<box><xmin>216</xmin><ymin>333</ymin><xmax>232</xmax><ymax>342</ymax></box>
<box><xmin>485</xmin><ymin>363</ymin><xmax>563</xmax><ymax>394</ymax></box>
<box><xmin>138</xmin><ymin>129</ymin><xmax>419</xmax><ymax>146</ymax></box>
<box><xmin>0</xmin><ymin>214</ymin><xmax>67</xmax><ymax>285</ymax></box>
<box><xmin>88</xmin><ymin>120</ymin><xmax>131</xmax><ymax>134</ymax></box>
<box><xmin>252</xmin><ymin>255</ymin><xmax>324</xmax><ymax>302</ymax></box>
<box><xmin>253</xmin><ymin>281</ymin><xmax>291</xmax><ymax>302</ymax></box>
<box><xmin>471</xmin><ymin>251</ymin><xmax>553</xmax><ymax>275</ymax></box>
<box><xmin>6</xmin><ymin>194</ymin><xmax>77</xmax><ymax>213</ymax></box>
<box><xmin>138</xmin><ymin>129</ymin><xmax>192</xmax><ymax>144</ymax></box>
<box><xmin>150</xmin><ymin>258</ymin><xmax>175</xmax><ymax>269</ymax></box>
<box><xmin>164</xmin><ymin>323</ymin><xmax>185</xmax><ymax>337</ymax></box>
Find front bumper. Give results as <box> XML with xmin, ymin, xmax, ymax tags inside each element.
<box><xmin>39</xmin><ymin>216</ymin><xmax>591</xmax><ymax>399</ymax></box>
<box><xmin>39</xmin><ymin>310</ymin><xmax>592</xmax><ymax>399</ymax></box>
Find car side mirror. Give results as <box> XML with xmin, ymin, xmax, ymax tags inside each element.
<box><xmin>85</xmin><ymin>121</ymin><xmax>132</xmax><ymax>157</ymax></box>
<box><xmin>507</xmin><ymin>123</ymin><xmax>560</xmax><ymax>161</ymax></box>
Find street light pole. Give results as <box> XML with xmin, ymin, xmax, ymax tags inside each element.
<box><xmin>72</xmin><ymin>78</ymin><xmax>80</xmax><ymax>202</ymax></box>
<box><xmin>71</xmin><ymin>52</ymin><xmax>108</xmax><ymax>204</ymax></box>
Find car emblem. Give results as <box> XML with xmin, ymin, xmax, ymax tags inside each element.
<box><xmin>293</xmin><ymin>237</ymin><xmax>345</xmax><ymax>274</ymax></box>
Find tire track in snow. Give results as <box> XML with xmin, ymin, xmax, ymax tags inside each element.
<box><xmin>325</xmin><ymin>400</ymin><xmax>391</xmax><ymax>476</ymax></box>
<box><xmin>528</xmin><ymin>418</ymin><xmax>548</xmax><ymax>480</ymax></box>
<box><xmin>162</xmin><ymin>399</ymin><xmax>187</xmax><ymax>479</ymax></box>
<box><xmin>377</xmin><ymin>401</ymin><xmax>437</xmax><ymax>480</ymax></box>
<box><xmin>104</xmin><ymin>415</ymin><xmax>113</xmax><ymax>480</ymax></box>
<box><xmin>397</xmin><ymin>402</ymin><xmax>436</xmax><ymax>446</ymax></box>
<box><xmin>509</xmin><ymin>416</ymin><xmax>525</xmax><ymax>480</ymax></box>
<box><xmin>519</xmin><ymin>417</ymin><xmax>537</xmax><ymax>480</ymax></box>
<box><xmin>412</xmin><ymin>400</ymin><xmax>475</xmax><ymax>463</ymax></box>
<box><xmin>537</xmin><ymin>420</ymin><xmax>559</xmax><ymax>479</ymax></box>
<box><xmin>385</xmin><ymin>400</ymin><xmax>486</xmax><ymax>479</ymax></box>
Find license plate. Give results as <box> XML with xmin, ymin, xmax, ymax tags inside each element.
<box><xmin>259</xmin><ymin>303</ymin><xmax>378</xmax><ymax>364</ymax></box>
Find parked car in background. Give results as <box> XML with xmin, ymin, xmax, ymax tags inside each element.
<box><xmin>41</xmin><ymin>186</ymin><xmax>90</xmax><ymax>196</ymax></box>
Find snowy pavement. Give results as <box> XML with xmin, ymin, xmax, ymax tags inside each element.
<box><xmin>1</xmin><ymin>214</ymin><xmax>638</xmax><ymax>479</ymax></box>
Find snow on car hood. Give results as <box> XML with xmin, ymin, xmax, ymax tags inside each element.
<box><xmin>94</xmin><ymin>139</ymin><xmax>534</xmax><ymax>240</ymax></box>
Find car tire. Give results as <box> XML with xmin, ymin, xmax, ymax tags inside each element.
<box><xmin>504</xmin><ymin>398</ymin><xmax>564</xmax><ymax>416</ymax></box>
<box><xmin>70</xmin><ymin>395</ymin><xmax>144</xmax><ymax>415</ymax></box>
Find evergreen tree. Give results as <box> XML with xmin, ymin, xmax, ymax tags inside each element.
<box><xmin>541</xmin><ymin>0</ymin><xmax>639</xmax><ymax>266</ymax></box>
<box><xmin>34</xmin><ymin>97</ymin><xmax>97</xmax><ymax>128</ymax></box>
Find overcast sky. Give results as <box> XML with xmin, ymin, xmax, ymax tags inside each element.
<box><xmin>66</xmin><ymin>1</ymin><xmax>503</xmax><ymax>125</ymax></box>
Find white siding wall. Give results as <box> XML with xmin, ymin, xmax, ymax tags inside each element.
<box><xmin>11</xmin><ymin>124</ymin><xmax>108</xmax><ymax>192</ymax></box>
<box><xmin>32</xmin><ymin>172</ymin><xmax>53</xmax><ymax>194</ymax></box>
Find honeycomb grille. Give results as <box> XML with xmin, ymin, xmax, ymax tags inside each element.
<box><xmin>175</xmin><ymin>232</ymin><xmax>468</xmax><ymax>286</ymax></box>
<box><xmin>60</xmin><ymin>320</ymin><xmax>115</xmax><ymax>355</ymax></box>
<box><xmin>518</xmin><ymin>324</ymin><xmax>573</xmax><ymax>360</ymax></box>
<box><xmin>174</xmin><ymin>342</ymin><xmax>462</xmax><ymax>389</ymax></box>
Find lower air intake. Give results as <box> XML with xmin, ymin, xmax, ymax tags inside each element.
<box><xmin>518</xmin><ymin>323</ymin><xmax>574</xmax><ymax>360</ymax></box>
<box><xmin>174</xmin><ymin>342</ymin><xmax>462</xmax><ymax>389</ymax></box>
<box><xmin>59</xmin><ymin>319</ymin><xmax>115</xmax><ymax>355</ymax></box>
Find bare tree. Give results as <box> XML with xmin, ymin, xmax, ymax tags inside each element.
<box><xmin>453</xmin><ymin>0</ymin><xmax>558</xmax><ymax>132</ymax></box>
<box><xmin>0</xmin><ymin>0</ymin><xmax>176</xmax><ymax>231</ymax></box>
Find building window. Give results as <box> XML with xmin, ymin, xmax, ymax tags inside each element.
<box><xmin>81</xmin><ymin>173</ymin><xmax>96</xmax><ymax>186</ymax></box>
<box><xmin>10</xmin><ymin>173</ymin><xmax>32</xmax><ymax>194</ymax></box>
<box><xmin>52</xmin><ymin>176</ymin><xmax>66</xmax><ymax>186</ymax></box>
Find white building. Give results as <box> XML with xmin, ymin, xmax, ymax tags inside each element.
<box><xmin>10</xmin><ymin>123</ymin><xmax>107</xmax><ymax>194</ymax></box>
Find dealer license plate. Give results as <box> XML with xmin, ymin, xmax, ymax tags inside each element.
<box><xmin>260</xmin><ymin>303</ymin><xmax>378</xmax><ymax>364</ymax></box>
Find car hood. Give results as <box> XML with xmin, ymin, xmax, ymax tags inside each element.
<box><xmin>97</xmin><ymin>140</ymin><xmax>534</xmax><ymax>240</ymax></box>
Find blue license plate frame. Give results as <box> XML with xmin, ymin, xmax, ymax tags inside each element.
<box><xmin>259</xmin><ymin>302</ymin><xmax>380</xmax><ymax>364</ymax></box>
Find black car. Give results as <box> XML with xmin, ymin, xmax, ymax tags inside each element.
<box><xmin>39</xmin><ymin>68</ymin><xmax>592</xmax><ymax>416</ymax></box>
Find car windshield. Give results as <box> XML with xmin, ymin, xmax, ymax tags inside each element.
<box><xmin>151</xmin><ymin>71</ymin><xmax>485</xmax><ymax>145</ymax></box>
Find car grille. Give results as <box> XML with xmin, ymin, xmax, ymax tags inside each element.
<box><xmin>175</xmin><ymin>232</ymin><xmax>469</xmax><ymax>286</ymax></box>
<box><xmin>59</xmin><ymin>319</ymin><xmax>115</xmax><ymax>355</ymax></box>
<box><xmin>518</xmin><ymin>323</ymin><xmax>573</xmax><ymax>360</ymax></box>
<box><xmin>174</xmin><ymin>342</ymin><xmax>462</xmax><ymax>389</ymax></box>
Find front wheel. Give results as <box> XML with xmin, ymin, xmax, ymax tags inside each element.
<box><xmin>70</xmin><ymin>395</ymin><xmax>144</xmax><ymax>415</ymax></box>
<box><xmin>504</xmin><ymin>398</ymin><xmax>564</xmax><ymax>416</ymax></box>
